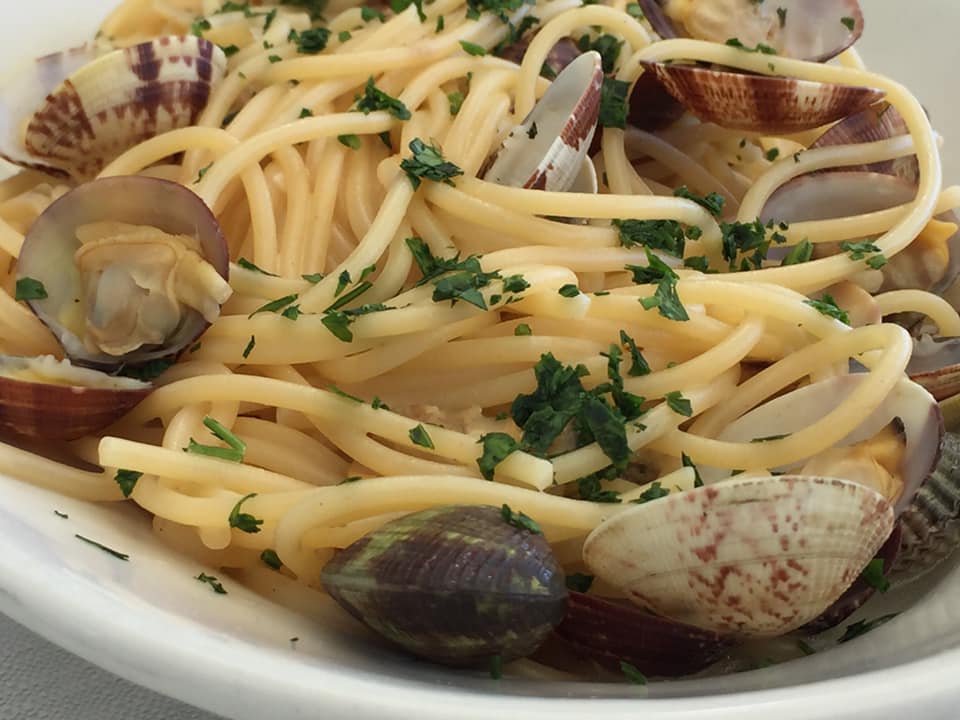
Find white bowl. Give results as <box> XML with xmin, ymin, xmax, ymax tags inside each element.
<box><xmin>2</xmin><ymin>2</ymin><xmax>960</xmax><ymax>718</ymax></box>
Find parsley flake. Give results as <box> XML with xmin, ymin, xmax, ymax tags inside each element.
<box><xmin>599</xmin><ymin>77</ymin><xmax>629</xmax><ymax>129</ymax></box>
<box><xmin>114</xmin><ymin>469</ymin><xmax>142</xmax><ymax>498</ymax></box>
<box><xmin>805</xmin><ymin>294</ymin><xmax>849</xmax><ymax>324</ymax></box>
<box><xmin>261</xmin><ymin>549</ymin><xmax>283</xmax><ymax>570</ymax></box>
<box><xmin>355</xmin><ymin>77</ymin><xmax>411</xmax><ymax>120</ymax></box>
<box><xmin>15</xmin><ymin>277</ymin><xmax>48</xmax><ymax>301</ymax></box>
<box><xmin>500</xmin><ymin>504</ymin><xmax>542</xmax><ymax>534</ymax></box>
<box><xmin>477</xmin><ymin>432</ymin><xmax>520</xmax><ymax>480</ymax></box>
<box><xmin>409</xmin><ymin>424</ymin><xmax>435</xmax><ymax>449</ymax></box>
<box><xmin>196</xmin><ymin>572</ymin><xmax>227</xmax><ymax>594</ymax></box>
<box><xmin>400</xmin><ymin>138</ymin><xmax>464</xmax><ymax>189</ymax></box>
<box><xmin>229</xmin><ymin>493</ymin><xmax>264</xmax><ymax>534</ymax></box>
<box><xmin>620</xmin><ymin>660</ymin><xmax>647</xmax><ymax>685</ymax></box>
<box><xmin>859</xmin><ymin>558</ymin><xmax>890</xmax><ymax>592</ymax></box>
<box><xmin>664</xmin><ymin>390</ymin><xmax>692</xmax><ymax>417</ymax></box>
<box><xmin>673</xmin><ymin>186</ymin><xmax>725</xmax><ymax>217</ymax></box>
<box><xmin>838</xmin><ymin>613</ymin><xmax>898</xmax><ymax>643</ymax></box>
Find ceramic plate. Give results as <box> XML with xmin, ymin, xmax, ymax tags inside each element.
<box><xmin>2</xmin><ymin>2</ymin><xmax>960</xmax><ymax>718</ymax></box>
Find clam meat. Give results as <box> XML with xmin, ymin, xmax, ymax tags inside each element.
<box><xmin>17</xmin><ymin>176</ymin><xmax>231</xmax><ymax>373</ymax></box>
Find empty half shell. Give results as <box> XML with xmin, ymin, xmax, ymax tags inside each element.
<box><xmin>17</xmin><ymin>176</ymin><xmax>231</xmax><ymax>374</ymax></box>
<box><xmin>482</xmin><ymin>51</ymin><xmax>602</xmax><ymax>191</ymax></box>
<box><xmin>637</xmin><ymin>0</ymin><xmax>863</xmax><ymax>62</ymax></box>
<box><xmin>0</xmin><ymin>36</ymin><xmax>226</xmax><ymax>180</ymax></box>
<box><xmin>0</xmin><ymin>355</ymin><xmax>149</xmax><ymax>440</ymax></box>
<box><xmin>582</xmin><ymin>475</ymin><xmax>893</xmax><ymax>637</ymax></box>
<box><xmin>639</xmin><ymin>61</ymin><xmax>884</xmax><ymax>135</ymax></box>
<box><xmin>810</xmin><ymin>103</ymin><xmax>918</xmax><ymax>184</ymax></box>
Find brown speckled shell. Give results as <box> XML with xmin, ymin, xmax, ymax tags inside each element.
<box><xmin>583</xmin><ymin>475</ymin><xmax>893</xmax><ymax>637</ymax></box>
<box><xmin>640</xmin><ymin>61</ymin><xmax>884</xmax><ymax>135</ymax></box>
<box><xmin>20</xmin><ymin>36</ymin><xmax>226</xmax><ymax>180</ymax></box>
<box><xmin>0</xmin><ymin>372</ymin><xmax>149</xmax><ymax>440</ymax></box>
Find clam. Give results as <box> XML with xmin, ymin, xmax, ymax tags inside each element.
<box><xmin>554</xmin><ymin>591</ymin><xmax>735</xmax><ymax>676</ymax></box>
<box><xmin>17</xmin><ymin>176</ymin><xmax>231</xmax><ymax>373</ymax></box>
<box><xmin>810</xmin><ymin>102</ymin><xmax>918</xmax><ymax>184</ymax></box>
<box><xmin>639</xmin><ymin>61</ymin><xmax>884</xmax><ymax>135</ymax></box>
<box><xmin>626</xmin><ymin>68</ymin><xmax>686</xmax><ymax>132</ymax></box>
<box><xmin>760</xmin><ymin>171</ymin><xmax>960</xmax><ymax>298</ymax></box>
<box><xmin>582</xmin><ymin>475</ymin><xmax>893</xmax><ymax>637</ymax></box>
<box><xmin>482</xmin><ymin>51</ymin><xmax>603</xmax><ymax>191</ymax></box>
<box><xmin>637</xmin><ymin>0</ymin><xmax>863</xmax><ymax>62</ymax></box>
<box><xmin>320</xmin><ymin>505</ymin><xmax>568</xmax><ymax>666</ymax></box>
<box><xmin>709</xmin><ymin>375</ymin><xmax>942</xmax><ymax>515</ymax></box>
<box><xmin>0</xmin><ymin>36</ymin><xmax>226</xmax><ymax>180</ymax></box>
<box><xmin>0</xmin><ymin>355</ymin><xmax>149</xmax><ymax>440</ymax></box>
<box><xmin>801</xmin><ymin>522</ymin><xmax>900</xmax><ymax>634</ymax></box>
<box><xmin>907</xmin><ymin>336</ymin><xmax>960</xmax><ymax>401</ymax></box>
<box><xmin>496</xmin><ymin>37</ymin><xmax>581</xmax><ymax>79</ymax></box>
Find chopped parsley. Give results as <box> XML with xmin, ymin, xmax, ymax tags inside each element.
<box><xmin>114</xmin><ymin>469</ymin><xmax>142</xmax><ymax>498</ymax></box>
<box><xmin>408</xmin><ymin>424</ymin><xmax>435</xmax><ymax>449</ymax></box>
<box><xmin>338</xmin><ymin>30</ymin><xmax>352</xmax><ymax>42</ymax></box>
<box><xmin>838</xmin><ymin>613</ymin><xmax>898</xmax><ymax>643</ymax></box>
<box><xmin>725</xmin><ymin>37</ymin><xmax>777</xmax><ymax>54</ymax></box>
<box><xmin>400</xmin><ymin>138</ymin><xmax>464</xmax><ymax>189</ymax></box>
<box><xmin>805</xmin><ymin>294</ymin><xmax>850</xmax><ymax>325</ymax></box>
<box><xmin>196</xmin><ymin>572</ymin><xmax>227</xmax><ymax>594</ymax></box>
<box><xmin>190</xmin><ymin>18</ymin><xmax>212</xmax><ymax>36</ymax></box>
<box><xmin>558</xmin><ymin>284</ymin><xmax>581</xmax><ymax>298</ymax></box>
<box><xmin>577</xmin><ymin>33</ymin><xmax>623</xmax><ymax>74</ymax></box>
<box><xmin>355</xmin><ymin>77</ymin><xmax>411</xmax><ymax>120</ymax></box>
<box><xmin>599</xmin><ymin>77</ymin><xmax>630</xmax><ymax>129</ymax></box>
<box><xmin>118</xmin><ymin>358</ymin><xmax>174</xmax><ymax>382</ymax></box>
<box><xmin>682</xmin><ymin>452</ymin><xmax>703</xmax><ymax>487</ymax></box>
<box><xmin>249</xmin><ymin>294</ymin><xmax>299</xmax><ymax>318</ymax></box>
<box><xmin>626</xmin><ymin>2</ymin><xmax>644</xmax><ymax>18</ymax></box>
<box><xmin>619</xmin><ymin>330</ymin><xmax>650</xmax><ymax>376</ymax></box>
<box><xmin>242</xmin><ymin>335</ymin><xmax>256</xmax><ymax>359</ymax></box>
<box><xmin>391</xmin><ymin>0</ymin><xmax>426</xmax><ymax>21</ymax></box>
<box><xmin>447</xmin><ymin>90</ymin><xmax>465</xmax><ymax>115</ymax></box>
<box><xmin>620</xmin><ymin>660</ymin><xmax>648</xmax><ymax>685</ymax></box>
<box><xmin>338</xmin><ymin>133</ymin><xmax>361</xmax><ymax>149</ymax></box>
<box><xmin>577</xmin><ymin>468</ymin><xmax>622</xmax><ymax>503</ymax></box>
<box><xmin>782</xmin><ymin>239</ymin><xmax>814</xmax><ymax>266</ymax></box>
<box><xmin>15</xmin><ymin>277</ymin><xmax>47</xmax><ymax>301</ymax></box>
<box><xmin>53</xmin><ymin>510</ymin><xmax>69</xmax><ymax>519</ymax></box>
<box><xmin>361</xmin><ymin>5</ymin><xmax>386</xmax><ymax>21</ymax></box>
<box><xmin>673</xmin><ymin>186</ymin><xmax>725</xmax><ymax>217</ymax></box>
<box><xmin>683</xmin><ymin>255</ymin><xmax>710</xmax><ymax>272</ymax></box>
<box><xmin>720</xmin><ymin>218</ymin><xmax>771</xmax><ymax>269</ymax></box>
<box><xmin>765</xmin><ymin>147</ymin><xmax>780</xmax><ymax>162</ymax></box>
<box><xmin>859</xmin><ymin>558</ymin><xmax>890</xmax><ymax>592</ymax></box>
<box><xmin>840</xmin><ymin>240</ymin><xmax>886</xmax><ymax>269</ymax></box>
<box><xmin>664</xmin><ymin>390</ymin><xmax>692</xmax><ymax>417</ymax></box>
<box><xmin>459</xmin><ymin>40</ymin><xmax>487</xmax><ymax>56</ymax></box>
<box><xmin>302</xmin><ymin>272</ymin><xmax>324</xmax><ymax>283</ymax></box>
<box><xmin>261</xmin><ymin>549</ymin><xmax>283</xmax><ymax>570</ymax></box>
<box><xmin>632</xmin><ymin>480</ymin><xmax>670</xmax><ymax>504</ymax></box>
<box><xmin>75</xmin><ymin>534</ymin><xmax>129</xmax><ymax>561</ymax></box>
<box><xmin>840</xmin><ymin>16</ymin><xmax>856</xmax><ymax>31</ymax></box>
<box><xmin>237</xmin><ymin>257</ymin><xmax>278</xmax><ymax>276</ymax></box>
<box><xmin>500</xmin><ymin>504</ymin><xmax>542</xmax><ymax>534</ymax></box>
<box><xmin>515</xmin><ymin>323</ymin><xmax>532</xmax><ymax>336</ymax></box>
<box><xmin>405</xmin><ymin>237</ymin><xmax>518</xmax><ymax>310</ymax></box>
<box><xmin>777</xmin><ymin>6</ymin><xmax>787</xmax><ymax>26</ymax></box>
<box><xmin>629</xmin><ymin>250</ymin><xmax>689</xmax><ymax>321</ymax></box>
<box><xmin>289</xmin><ymin>27</ymin><xmax>331</xmax><ymax>54</ymax></box>
<box><xmin>321</xmin><ymin>310</ymin><xmax>354</xmax><ymax>342</ymax></box>
<box><xmin>477</xmin><ymin>432</ymin><xmax>520</xmax><ymax>480</ymax></box>
<box><xmin>613</xmin><ymin>219</ymin><xmax>687</xmax><ymax>257</ymax></box>
<box><xmin>229</xmin><ymin>493</ymin><xmax>263</xmax><ymax>534</ymax></box>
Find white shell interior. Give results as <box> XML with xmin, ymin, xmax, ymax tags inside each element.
<box><xmin>2</xmin><ymin>2</ymin><xmax>960</xmax><ymax>720</ymax></box>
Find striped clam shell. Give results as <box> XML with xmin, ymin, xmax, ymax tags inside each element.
<box><xmin>0</xmin><ymin>36</ymin><xmax>226</xmax><ymax>180</ymax></box>
<box><xmin>636</xmin><ymin>0</ymin><xmax>863</xmax><ymax>63</ymax></box>
<box><xmin>892</xmin><ymin>429</ymin><xmax>960</xmax><ymax>583</ymax></box>
<box><xmin>582</xmin><ymin>475</ymin><xmax>893</xmax><ymax>637</ymax></box>
<box><xmin>482</xmin><ymin>51</ymin><xmax>602</xmax><ymax>192</ymax></box>
<box><xmin>640</xmin><ymin>61</ymin><xmax>884</xmax><ymax>135</ymax></box>
<box><xmin>907</xmin><ymin>337</ymin><xmax>960</xmax><ymax>403</ymax></box>
<box><xmin>0</xmin><ymin>355</ymin><xmax>149</xmax><ymax>441</ymax></box>
<box><xmin>810</xmin><ymin>102</ymin><xmax>919</xmax><ymax>184</ymax></box>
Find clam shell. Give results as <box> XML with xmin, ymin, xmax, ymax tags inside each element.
<box><xmin>496</xmin><ymin>37</ymin><xmax>581</xmax><ymax>78</ymax></box>
<box><xmin>0</xmin><ymin>355</ymin><xmax>149</xmax><ymax>440</ymax></box>
<box><xmin>1</xmin><ymin>36</ymin><xmax>226</xmax><ymax>180</ymax></box>
<box><xmin>810</xmin><ymin>103</ymin><xmax>918</xmax><ymax>184</ymax></box>
<box><xmin>892</xmin><ymin>432</ymin><xmax>960</xmax><ymax>583</ymax></box>
<box><xmin>800</xmin><ymin>522</ymin><xmax>900</xmax><ymax>634</ymax></box>
<box><xmin>17</xmin><ymin>176</ymin><xmax>229</xmax><ymax>373</ymax></box>
<box><xmin>761</xmin><ymin>171</ymin><xmax>960</xmax><ymax>298</ymax></box>
<box><xmin>627</xmin><ymin>68</ymin><xmax>686</xmax><ymax>132</ymax></box>
<box><xmin>908</xmin><ymin>336</ymin><xmax>960</xmax><ymax>401</ymax></box>
<box><xmin>482</xmin><ymin>51</ymin><xmax>602</xmax><ymax>191</ymax></box>
<box><xmin>554</xmin><ymin>591</ymin><xmax>735</xmax><ymax>676</ymax></box>
<box><xmin>708</xmin><ymin>375</ymin><xmax>942</xmax><ymax>517</ymax></box>
<box><xmin>582</xmin><ymin>475</ymin><xmax>893</xmax><ymax>637</ymax></box>
<box><xmin>639</xmin><ymin>61</ymin><xmax>884</xmax><ymax>135</ymax></box>
<box><xmin>320</xmin><ymin>505</ymin><xmax>568</xmax><ymax>666</ymax></box>
<box><xmin>637</xmin><ymin>0</ymin><xmax>863</xmax><ymax>63</ymax></box>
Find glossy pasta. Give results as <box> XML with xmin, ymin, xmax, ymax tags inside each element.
<box><xmin>0</xmin><ymin>0</ymin><xmax>957</xmax><ymax>658</ymax></box>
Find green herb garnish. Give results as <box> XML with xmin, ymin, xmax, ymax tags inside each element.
<box><xmin>114</xmin><ymin>469</ymin><xmax>142</xmax><ymax>498</ymax></box>
<box><xmin>196</xmin><ymin>572</ymin><xmax>227</xmax><ymax>594</ymax></box>
<box><xmin>477</xmin><ymin>432</ymin><xmax>520</xmax><ymax>480</ymax></box>
<box><xmin>500</xmin><ymin>504</ymin><xmax>542</xmax><ymax>534</ymax></box>
<box><xmin>228</xmin><ymin>493</ymin><xmax>263</xmax><ymax>534</ymax></box>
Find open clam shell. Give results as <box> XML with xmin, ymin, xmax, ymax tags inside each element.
<box><xmin>810</xmin><ymin>103</ymin><xmax>918</xmax><ymax>184</ymax></box>
<box><xmin>637</xmin><ymin>0</ymin><xmax>863</xmax><ymax>63</ymax></box>
<box><xmin>627</xmin><ymin>68</ymin><xmax>686</xmax><ymax>132</ymax></box>
<box><xmin>583</xmin><ymin>475</ymin><xmax>893</xmax><ymax>637</ymax></box>
<box><xmin>17</xmin><ymin>176</ymin><xmax>230</xmax><ymax>373</ymax></box>
<box><xmin>0</xmin><ymin>36</ymin><xmax>226</xmax><ymax>180</ymax></box>
<box><xmin>554</xmin><ymin>591</ymin><xmax>735</xmax><ymax>676</ymax></box>
<box><xmin>639</xmin><ymin>61</ymin><xmax>884</xmax><ymax>135</ymax></box>
<box><xmin>907</xmin><ymin>336</ymin><xmax>960</xmax><ymax>401</ymax></box>
<box><xmin>0</xmin><ymin>355</ymin><xmax>149</xmax><ymax>440</ymax></box>
<box><xmin>761</xmin><ymin>171</ymin><xmax>960</xmax><ymax>298</ymax></box>
<box><xmin>709</xmin><ymin>375</ymin><xmax>943</xmax><ymax>516</ymax></box>
<box><xmin>482</xmin><ymin>51</ymin><xmax>602</xmax><ymax>191</ymax></box>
